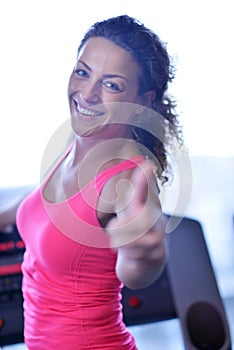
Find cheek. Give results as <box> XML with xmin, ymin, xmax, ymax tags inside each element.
<box><xmin>121</xmin><ymin>86</ymin><xmax>141</xmax><ymax>103</ymax></box>
<box><xmin>67</xmin><ymin>74</ymin><xmax>80</xmax><ymax>96</ymax></box>
<box><xmin>104</xmin><ymin>91</ymin><xmax>139</xmax><ymax>105</ymax></box>
<box><xmin>67</xmin><ymin>76</ymin><xmax>73</xmax><ymax>97</ymax></box>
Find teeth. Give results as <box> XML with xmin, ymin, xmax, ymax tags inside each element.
<box><xmin>77</xmin><ymin>105</ymin><xmax>98</xmax><ymax>116</ymax></box>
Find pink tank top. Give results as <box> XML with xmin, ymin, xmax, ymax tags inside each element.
<box><xmin>16</xmin><ymin>147</ymin><xmax>143</xmax><ymax>349</ymax></box>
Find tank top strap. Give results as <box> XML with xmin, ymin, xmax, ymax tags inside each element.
<box><xmin>94</xmin><ymin>155</ymin><xmax>145</xmax><ymax>194</ymax></box>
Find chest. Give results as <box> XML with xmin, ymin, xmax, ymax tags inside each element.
<box><xmin>43</xmin><ymin>160</ymin><xmax>123</xmax><ymax>226</ymax></box>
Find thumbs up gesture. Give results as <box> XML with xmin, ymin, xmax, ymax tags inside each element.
<box><xmin>106</xmin><ymin>160</ymin><xmax>167</xmax><ymax>290</ymax></box>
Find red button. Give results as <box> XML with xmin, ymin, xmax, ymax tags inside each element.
<box><xmin>0</xmin><ymin>318</ymin><xmax>4</xmax><ymax>329</ymax></box>
<box><xmin>128</xmin><ymin>296</ymin><xmax>141</xmax><ymax>307</ymax></box>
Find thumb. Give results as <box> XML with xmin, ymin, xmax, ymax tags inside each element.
<box><xmin>128</xmin><ymin>160</ymin><xmax>155</xmax><ymax>210</ymax></box>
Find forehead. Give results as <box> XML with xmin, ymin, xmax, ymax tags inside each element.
<box><xmin>78</xmin><ymin>37</ymin><xmax>140</xmax><ymax>75</ymax></box>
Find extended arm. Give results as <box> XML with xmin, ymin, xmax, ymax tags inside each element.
<box><xmin>106</xmin><ymin>161</ymin><xmax>167</xmax><ymax>290</ymax></box>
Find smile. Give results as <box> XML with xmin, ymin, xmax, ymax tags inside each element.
<box><xmin>76</xmin><ymin>103</ymin><xmax>104</xmax><ymax>117</ymax></box>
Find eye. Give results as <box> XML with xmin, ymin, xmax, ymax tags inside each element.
<box><xmin>74</xmin><ymin>68</ymin><xmax>89</xmax><ymax>78</ymax></box>
<box><xmin>103</xmin><ymin>81</ymin><xmax>122</xmax><ymax>92</ymax></box>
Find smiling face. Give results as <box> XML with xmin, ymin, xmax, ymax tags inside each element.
<box><xmin>68</xmin><ymin>37</ymin><xmax>148</xmax><ymax>137</ymax></box>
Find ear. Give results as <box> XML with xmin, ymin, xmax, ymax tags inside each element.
<box><xmin>142</xmin><ymin>90</ymin><xmax>156</xmax><ymax>107</ymax></box>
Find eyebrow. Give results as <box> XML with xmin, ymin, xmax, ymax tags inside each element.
<box><xmin>78</xmin><ymin>60</ymin><xmax>128</xmax><ymax>81</ymax></box>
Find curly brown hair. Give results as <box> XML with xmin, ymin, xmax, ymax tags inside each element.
<box><xmin>77</xmin><ymin>15</ymin><xmax>183</xmax><ymax>182</ymax></box>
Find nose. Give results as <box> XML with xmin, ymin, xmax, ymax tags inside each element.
<box><xmin>81</xmin><ymin>81</ymin><xmax>101</xmax><ymax>104</ymax></box>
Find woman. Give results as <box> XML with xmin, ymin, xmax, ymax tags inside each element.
<box><xmin>5</xmin><ymin>15</ymin><xmax>182</xmax><ymax>349</ymax></box>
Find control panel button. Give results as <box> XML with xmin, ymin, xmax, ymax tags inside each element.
<box><xmin>128</xmin><ymin>296</ymin><xmax>141</xmax><ymax>308</ymax></box>
<box><xmin>0</xmin><ymin>318</ymin><xmax>4</xmax><ymax>329</ymax></box>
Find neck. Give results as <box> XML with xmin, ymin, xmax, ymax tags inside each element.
<box><xmin>69</xmin><ymin>129</ymin><xmax>138</xmax><ymax>170</ymax></box>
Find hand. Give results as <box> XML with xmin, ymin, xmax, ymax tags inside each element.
<box><xmin>106</xmin><ymin>160</ymin><xmax>167</xmax><ymax>289</ymax></box>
